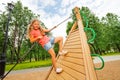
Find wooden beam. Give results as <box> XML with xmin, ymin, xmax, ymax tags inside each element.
<box><xmin>69</xmin><ymin>21</ymin><xmax>77</xmax><ymax>35</ymax></box>
<box><xmin>74</xmin><ymin>7</ymin><xmax>98</xmax><ymax>80</ymax></box>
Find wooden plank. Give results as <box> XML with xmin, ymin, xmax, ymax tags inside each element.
<box><xmin>71</xmin><ymin>29</ymin><xmax>79</xmax><ymax>33</ymax></box>
<box><xmin>66</xmin><ymin>52</ymin><xmax>83</xmax><ymax>58</ymax></box>
<box><xmin>48</xmin><ymin>69</ymin><xmax>65</xmax><ymax>80</ymax></box>
<box><xmin>47</xmin><ymin>77</ymin><xmax>52</xmax><ymax>80</ymax></box>
<box><xmin>57</xmin><ymin>59</ymin><xmax>85</xmax><ymax>74</ymax></box>
<box><xmin>64</xmin><ymin>44</ymin><xmax>81</xmax><ymax>49</ymax></box>
<box><xmin>50</xmin><ymin>70</ymin><xmax>57</xmax><ymax>80</ymax></box>
<box><xmin>68</xmin><ymin>36</ymin><xmax>80</xmax><ymax>41</ymax></box>
<box><xmin>69</xmin><ymin>30</ymin><xmax>79</xmax><ymax>36</ymax></box>
<box><xmin>48</xmin><ymin>70</ymin><xmax>57</xmax><ymax>80</ymax></box>
<box><xmin>45</xmin><ymin>67</ymin><xmax>53</xmax><ymax>80</ymax></box>
<box><xmin>65</xmin><ymin>40</ymin><xmax>81</xmax><ymax>45</ymax></box>
<box><xmin>69</xmin><ymin>31</ymin><xmax>80</xmax><ymax>38</ymax></box>
<box><xmin>68</xmin><ymin>34</ymin><xmax>80</xmax><ymax>40</ymax></box>
<box><xmin>66</xmin><ymin>37</ymin><xmax>80</xmax><ymax>43</ymax></box>
<box><xmin>69</xmin><ymin>33</ymin><xmax>79</xmax><ymax>38</ymax></box>
<box><xmin>57</xmin><ymin>71</ymin><xmax>76</xmax><ymax>80</ymax></box>
<box><xmin>59</xmin><ymin>56</ymin><xmax>84</xmax><ymax>65</ymax></box>
<box><xmin>70</xmin><ymin>29</ymin><xmax>79</xmax><ymax>35</ymax></box>
<box><xmin>51</xmin><ymin>70</ymin><xmax>64</xmax><ymax>80</ymax></box>
<box><xmin>63</xmin><ymin>48</ymin><xmax>82</xmax><ymax>53</ymax></box>
<box><xmin>57</xmin><ymin>63</ymin><xmax>86</xmax><ymax>80</ymax></box>
<box><xmin>69</xmin><ymin>21</ymin><xmax>77</xmax><ymax>34</ymax></box>
<box><xmin>47</xmin><ymin>74</ymin><xmax>54</xmax><ymax>80</ymax></box>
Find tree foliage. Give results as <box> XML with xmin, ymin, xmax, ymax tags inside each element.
<box><xmin>0</xmin><ymin>1</ymin><xmax>54</xmax><ymax>64</ymax></box>
<box><xmin>66</xmin><ymin>7</ymin><xmax>120</xmax><ymax>55</ymax></box>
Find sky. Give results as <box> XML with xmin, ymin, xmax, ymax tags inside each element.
<box><xmin>0</xmin><ymin>0</ymin><xmax>120</xmax><ymax>39</ymax></box>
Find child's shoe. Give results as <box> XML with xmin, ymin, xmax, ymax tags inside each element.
<box><xmin>59</xmin><ymin>50</ymin><xmax>68</xmax><ymax>56</ymax></box>
<box><xmin>56</xmin><ymin>67</ymin><xmax>63</xmax><ymax>74</ymax></box>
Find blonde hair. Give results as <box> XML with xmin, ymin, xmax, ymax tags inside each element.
<box><xmin>26</xmin><ymin>19</ymin><xmax>45</xmax><ymax>39</ymax></box>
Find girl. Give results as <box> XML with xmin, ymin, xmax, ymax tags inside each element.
<box><xmin>26</xmin><ymin>19</ymin><xmax>67</xmax><ymax>74</ymax></box>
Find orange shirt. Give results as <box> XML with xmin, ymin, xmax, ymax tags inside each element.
<box><xmin>30</xmin><ymin>29</ymin><xmax>50</xmax><ymax>47</ymax></box>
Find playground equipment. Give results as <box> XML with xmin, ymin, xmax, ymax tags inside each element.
<box><xmin>0</xmin><ymin>6</ymin><xmax>104</xmax><ymax>80</ymax></box>
<box><xmin>45</xmin><ymin>7</ymin><xmax>99</xmax><ymax>80</ymax></box>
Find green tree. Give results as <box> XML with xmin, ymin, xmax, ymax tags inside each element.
<box><xmin>0</xmin><ymin>1</ymin><xmax>39</xmax><ymax>64</ymax></box>
<box><xmin>102</xmin><ymin>13</ymin><xmax>120</xmax><ymax>52</ymax></box>
<box><xmin>66</xmin><ymin>6</ymin><xmax>120</xmax><ymax>55</ymax></box>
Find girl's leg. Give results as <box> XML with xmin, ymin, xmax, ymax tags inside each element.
<box><xmin>48</xmin><ymin>48</ymin><xmax>57</xmax><ymax>70</ymax></box>
<box><xmin>54</xmin><ymin>36</ymin><xmax>67</xmax><ymax>56</ymax></box>
<box><xmin>44</xmin><ymin>41</ymin><xmax>63</xmax><ymax>73</ymax></box>
<box><xmin>48</xmin><ymin>48</ymin><xmax>63</xmax><ymax>73</ymax></box>
<box><xmin>54</xmin><ymin>36</ymin><xmax>63</xmax><ymax>52</ymax></box>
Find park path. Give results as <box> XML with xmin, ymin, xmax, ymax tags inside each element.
<box><xmin>5</xmin><ymin>66</ymin><xmax>51</xmax><ymax>75</ymax></box>
<box><xmin>94</xmin><ymin>55</ymin><xmax>120</xmax><ymax>63</ymax></box>
<box><xmin>5</xmin><ymin>55</ymin><xmax>120</xmax><ymax>75</ymax></box>
<box><xmin>4</xmin><ymin>55</ymin><xmax>120</xmax><ymax>80</ymax></box>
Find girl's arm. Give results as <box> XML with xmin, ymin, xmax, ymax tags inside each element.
<box><xmin>30</xmin><ymin>35</ymin><xmax>42</xmax><ymax>43</ymax></box>
<box><xmin>43</xmin><ymin>26</ymin><xmax>57</xmax><ymax>32</ymax></box>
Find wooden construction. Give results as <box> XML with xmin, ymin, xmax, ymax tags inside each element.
<box><xmin>45</xmin><ymin>7</ymin><xmax>98</xmax><ymax>80</ymax></box>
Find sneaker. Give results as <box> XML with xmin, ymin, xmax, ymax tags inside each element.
<box><xmin>56</xmin><ymin>68</ymin><xmax>63</xmax><ymax>74</ymax></box>
<box><xmin>59</xmin><ymin>50</ymin><xmax>68</xmax><ymax>56</ymax></box>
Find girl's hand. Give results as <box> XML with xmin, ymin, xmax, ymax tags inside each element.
<box><xmin>49</xmin><ymin>26</ymin><xmax>57</xmax><ymax>32</ymax></box>
<box><xmin>30</xmin><ymin>35</ymin><xmax>42</xmax><ymax>43</ymax></box>
<box><xmin>37</xmin><ymin>36</ymin><xmax>42</xmax><ymax>39</ymax></box>
<box><xmin>53</xmin><ymin>26</ymin><xmax>57</xmax><ymax>29</ymax></box>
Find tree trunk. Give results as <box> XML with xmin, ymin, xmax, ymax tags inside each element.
<box><xmin>34</xmin><ymin>53</ymin><xmax>37</xmax><ymax>61</ymax></box>
<box><xmin>116</xmin><ymin>43</ymin><xmax>120</xmax><ymax>52</ymax></box>
<box><xmin>89</xmin><ymin>43</ymin><xmax>97</xmax><ymax>54</ymax></box>
<box><xmin>29</xmin><ymin>53</ymin><xmax>32</xmax><ymax>62</ymax></box>
<box><xmin>97</xmin><ymin>48</ymin><xmax>102</xmax><ymax>55</ymax></box>
<box><xmin>10</xmin><ymin>50</ymin><xmax>13</xmax><ymax>64</ymax></box>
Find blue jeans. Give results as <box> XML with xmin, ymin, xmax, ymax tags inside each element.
<box><xmin>43</xmin><ymin>37</ymin><xmax>55</xmax><ymax>51</ymax></box>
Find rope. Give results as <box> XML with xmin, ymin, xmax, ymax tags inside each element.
<box><xmin>1</xmin><ymin>43</ymin><xmax>35</xmax><ymax>80</ymax></box>
<box><xmin>56</xmin><ymin>16</ymin><xmax>72</xmax><ymax>27</ymax></box>
<box><xmin>49</xmin><ymin>16</ymin><xmax>72</xmax><ymax>32</ymax></box>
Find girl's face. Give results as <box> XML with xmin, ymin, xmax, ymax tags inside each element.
<box><xmin>32</xmin><ymin>21</ymin><xmax>40</xmax><ymax>30</ymax></box>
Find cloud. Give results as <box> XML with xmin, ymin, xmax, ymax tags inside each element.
<box><xmin>0</xmin><ymin>0</ymin><xmax>120</xmax><ymax>39</ymax></box>
<box><xmin>91</xmin><ymin>0</ymin><xmax>120</xmax><ymax>18</ymax></box>
<box><xmin>0</xmin><ymin>0</ymin><xmax>17</xmax><ymax>12</ymax></box>
<box><xmin>38</xmin><ymin>0</ymin><xmax>56</xmax><ymax>7</ymax></box>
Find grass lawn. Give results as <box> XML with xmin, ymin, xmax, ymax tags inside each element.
<box><xmin>5</xmin><ymin>53</ymin><xmax>120</xmax><ymax>71</ymax></box>
<box><xmin>5</xmin><ymin>59</ymin><xmax>52</xmax><ymax>71</ymax></box>
<box><xmin>102</xmin><ymin>52</ymin><xmax>120</xmax><ymax>56</ymax></box>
